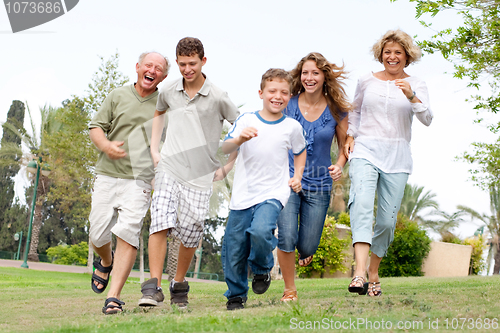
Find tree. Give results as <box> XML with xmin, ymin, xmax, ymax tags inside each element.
<box><xmin>462</xmin><ymin>138</ymin><xmax>500</xmax><ymax>190</ymax></box>
<box><xmin>401</xmin><ymin>0</ymin><xmax>500</xmax><ymax>116</ymax></box>
<box><xmin>459</xmin><ymin>184</ymin><xmax>500</xmax><ymax>274</ymax></box>
<box><xmin>85</xmin><ymin>51</ymin><xmax>129</xmax><ymax>115</ymax></box>
<box><xmin>398</xmin><ymin>0</ymin><xmax>500</xmax><ymax>189</ymax></box>
<box><xmin>1</xmin><ymin>104</ymin><xmax>63</xmax><ymax>261</ymax></box>
<box><xmin>0</xmin><ymin>101</ymin><xmax>27</xmax><ymax>250</ymax></box>
<box><xmin>399</xmin><ymin>183</ymin><xmax>439</xmax><ymax>223</ymax></box>
<box><xmin>423</xmin><ymin>210</ymin><xmax>467</xmax><ymax>241</ymax></box>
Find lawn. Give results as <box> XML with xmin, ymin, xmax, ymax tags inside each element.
<box><xmin>1</xmin><ymin>267</ymin><xmax>499</xmax><ymax>333</ymax></box>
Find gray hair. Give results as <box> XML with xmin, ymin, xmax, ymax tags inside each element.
<box><xmin>138</xmin><ymin>52</ymin><xmax>170</xmax><ymax>75</ymax></box>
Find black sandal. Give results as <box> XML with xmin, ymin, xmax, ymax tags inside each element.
<box><xmin>348</xmin><ymin>276</ymin><xmax>367</xmax><ymax>294</ymax></box>
<box><xmin>366</xmin><ymin>282</ymin><xmax>382</xmax><ymax>297</ymax></box>
<box><xmin>102</xmin><ymin>297</ymin><xmax>124</xmax><ymax>315</ymax></box>
<box><xmin>91</xmin><ymin>252</ymin><xmax>114</xmax><ymax>294</ymax></box>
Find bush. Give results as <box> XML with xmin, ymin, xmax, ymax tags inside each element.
<box><xmin>463</xmin><ymin>236</ymin><xmax>486</xmax><ymax>275</ymax></box>
<box><xmin>46</xmin><ymin>241</ymin><xmax>88</xmax><ymax>266</ymax></box>
<box><xmin>296</xmin><ymin>215</ymin><xmax>351</xmax><ymax>278</ymax></box>
<box><xmin>379</xmin><ymin>214</ymin><xmax>431</xmax><ymax>277</ymax></box>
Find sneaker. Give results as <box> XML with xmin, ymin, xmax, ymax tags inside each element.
<box><xmin>138</xmin><ymin>278</ymin><xmax>164</xmax><ymax>307</ymax></box>
<box><xmin>226</xmin><ymin>296</ymin><xmax>247</xmax><ymax>311</ymax></box>
<box><xmin>252</xmin><ymin>272</ymin><xmax>271</xmax><ymax>294</ymax></box>
<box><xmin>170</xmin><ymin>279</ymin><xmax>190</xmax><ymax>309</ymax></box>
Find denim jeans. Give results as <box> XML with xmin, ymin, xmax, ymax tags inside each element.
<box><xmin>348</xmin><ymin>158</ymin><xmax>408</xmax><ymax>257</ymax></box>
<box><xmin>222</xmin><ymin>199</ymin><xmax>282</xmax><ymax>299</ymax></box>
<box><xmin>277</xmin><ymin>189</ymin><xmax>331</xmax><ymax>258</ymax></box>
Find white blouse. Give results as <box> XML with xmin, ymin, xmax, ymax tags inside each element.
<box><xmin>347</xmin><ymin>72</ymin><xmax>433</xmax><ymax>174</ymax></box>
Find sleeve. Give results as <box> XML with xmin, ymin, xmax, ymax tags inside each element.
<box><xmin>89</xmin><ymin>90</ymin><xmax>114</xmax><ymax>132</ymax></box>
<box><xmin>224</xmin><ymin>113</ymin><xmax>246</xmax><ymax>141</ymax></box>
<box><xmin>411</xmin><ymin>79</ymin><xmax>433</xmax><ymax>127</ymax></box>
<box><xmin>347</xmin><ymin>79</ymin><xmax>363</xmax><ymax>137</ymax></box>
<box><xmin>156</xmin><ymin>88</ymin><xmax>169</xmax><ymax>112</ymax></box>
<box><xmin>218</xmin><ymin>92</ymin><xmax>240</xmax><ymax>124</ymax></box>
<box><xmin>291</xmin><ymin>122</ymin><xmax>306</xmax><ymax>155</ymax></box>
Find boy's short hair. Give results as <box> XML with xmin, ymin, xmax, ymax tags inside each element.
<box><xmin>176</xmin><ymin>37</ymin><xmax>205</xmax><ymax>60</ymax></box>
<box><xmin>260</xmin><ymin>68</ymin><xmax>292</xmax><ymax>90</ymax></box>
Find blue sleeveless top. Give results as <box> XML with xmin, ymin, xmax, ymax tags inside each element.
<box><xmin>285</xmin><ymin>95</ymin><xmax>338</xmax><ymax>192</ymax></box>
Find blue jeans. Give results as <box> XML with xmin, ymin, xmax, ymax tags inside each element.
<box><xmin>222</xmin><ymin>199</ymin><xmax>282</xmax><ymax>299</ymax></box>
<box><xmin>348</xmin><ymin>158</ymin><xmax>408</xmax><ymax>257</ymax></box>
<box><xmin>277</xmin><ymin>189</ymin><xmax>331</xmax><ymax>258</ymax></box>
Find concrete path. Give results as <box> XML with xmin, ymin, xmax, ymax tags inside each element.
<box><xmin>0</xmin><ymin>259</ymin><xmax>221</xmax><ymax>283</ymax></box>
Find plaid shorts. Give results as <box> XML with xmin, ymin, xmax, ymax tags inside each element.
<box><xmin>150</xmin><ymin>171</ymin><xmax>212</xmax><ymax>248</ymax></box>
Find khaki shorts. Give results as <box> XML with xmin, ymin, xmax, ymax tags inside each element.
<box><xmin>89</xmin><ymin>175</ymin><xmax>152</xmax><ymax>249</ymax></box>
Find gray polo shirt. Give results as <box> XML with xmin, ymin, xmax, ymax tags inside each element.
<box><xmin>156</xmin><ymin>77</ymin><xmax>239</xmax><ymax>190</ymax></box>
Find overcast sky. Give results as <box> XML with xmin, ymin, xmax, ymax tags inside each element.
<box><xmin>1</xmin><ymin>0</ymin><xmax>497</xmax><ymax>238</ymax></box>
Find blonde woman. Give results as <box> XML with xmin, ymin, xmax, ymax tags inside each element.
<box><xmin>346</xmin><ymin>30</ymin><xmax>433</xmax><ymax>297</ymax></box>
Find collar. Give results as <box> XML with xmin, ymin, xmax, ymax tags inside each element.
<box><xmin>175</xmin><ymin>74</ymin><xmax>211</xmax><ymax>97</ymax></box>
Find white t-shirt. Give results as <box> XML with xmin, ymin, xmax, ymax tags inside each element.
<box><xmin>225</xmin><ymin>111</ymin><xmax>306</xmax><ymax>210</ymax></box>
<box><xmin>347</xmin><ymin>73</ymin><xmax>433</xmax><ymax>174</ymax></box>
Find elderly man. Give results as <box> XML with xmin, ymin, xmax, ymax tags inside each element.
<box><xmin>88</xmin><ymin>52</ymin><xmax>168</xmax><ymax>314</ymax></box>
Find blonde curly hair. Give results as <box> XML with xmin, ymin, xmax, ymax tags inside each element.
<box><xmin>372</xmin><ymin>29</ymin><xmax>422</xmax><ymax>67</ymax></box>
<box><xmin>290</xmin><ymin>52</ymin><xmax>352</xmax><ymax>124</ymax></box>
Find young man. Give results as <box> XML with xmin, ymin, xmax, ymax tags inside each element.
<box><xmin>221</xmin><ymin>69</ymin><xmax>307</xmax><ymax>310</ymax></box>
<box><xmin>88</xmin><ymin>52</ymin><xmax>169</xmax><ymax>314</ymax></box>
<box><xmin>139</xmin><ymin>37</ymin><xmax>239</xmax><ymax>309</ymax></box>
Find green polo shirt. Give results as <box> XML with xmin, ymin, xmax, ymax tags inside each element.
<box><xmin>89</xmin><ymin>84</ymin><xmax>158</xmax><ymax>182</ymax></box>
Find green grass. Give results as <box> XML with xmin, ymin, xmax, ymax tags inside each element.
<box><xmin>1</xmin><ymin>267</ymin><xmax>500</xmax><ymax>333</ymax></box>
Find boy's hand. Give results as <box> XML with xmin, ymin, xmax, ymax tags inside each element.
<box><xmin>328</xmin><ymin>164</ymin><xmax>343</xmax><ymax>182</ymax></box>
<box><xmin>104</xmin><ymin>141</ymin><xmax>127</xmax><ymax>160</ymax></box>
<box><xmin>213</xmin><ymin>167</ymin><xmax>226</xmax><ymax>181</ymax></box>
<box><xmin>238</xmin><ymin>127</ymin><xmax>258</xmax><ymax>143</ymax></box>
<box><xmin>288</xmin><ymin>176</ymin><xmax>302</xmax><ymax>193</ymax></box>
<box><xmin>151</xmin><ymin>151</ymin><xmax>161</xmax><ymax>168</ymax></box>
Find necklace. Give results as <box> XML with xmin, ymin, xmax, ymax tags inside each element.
<box><xmin>384</xmin><ymin>70</ymin><xmax>405</xmax><ymax>81</ymax></box>
<box><xmin>303</xmin><ymin>95</ymin><xmax>322</xmax><ymax>115</ymax></box>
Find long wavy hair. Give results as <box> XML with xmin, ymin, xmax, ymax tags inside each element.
<box><xmin>290</xmin><ymin>52</ymin><xmax>352</xmax><ymax>124</ymax></box>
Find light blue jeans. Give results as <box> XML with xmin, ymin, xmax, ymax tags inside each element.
<box><xmin>348</xmin><ymin>158</ymin><xmax>408</xmax><ymax>257</ymax></box>
<box><xmin>221</xmin><ymin>199</ymin><xmax>282</xmax><ymax>300</ymax></box>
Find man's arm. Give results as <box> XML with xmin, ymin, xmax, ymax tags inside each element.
<box><xmin>89</xmin><ymin>127</ymin><xmax>126</xmax><ymax>160</ymax></box>
<box><xmin>150</xmin><ymin>110</ymin><xmax>166</xmax><ymax>168</ymax></box>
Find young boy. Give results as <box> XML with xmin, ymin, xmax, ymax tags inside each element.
<box><xmin>221</xmin><ymin>68</ymin><xmax>307</xmax><ymax>310</ymax></box>
<box><xmin>139</xmin><ymin>37</ymin><xmax>239</xmax><ymax>309</ymax></box>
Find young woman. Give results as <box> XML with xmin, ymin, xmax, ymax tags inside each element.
<box><xmin>277</xmin><ymin>52</ymin><xmax>351</xmax><ymax>301</ymax></box>
<box><xmin>346</xmin><ymin>30</ymin><xmax>433</xmax><ymax>296</ymax></box>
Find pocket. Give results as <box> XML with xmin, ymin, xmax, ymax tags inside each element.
<box><xmin>347</xmin><ymin>192</ymin><xmax>355</xmax><ymax>211</ymax></box>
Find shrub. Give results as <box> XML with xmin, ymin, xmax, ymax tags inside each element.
<box><xmin>463</xmin><ymin>236</ymin><xmax>486</xmax><ymax>275</ymax></box>
<box><xmin>296</xmin><ymin>215</ymin><xmax>351</xmax><ymax>278</ymax></box>
<box><xmin>46</xmin><ymin>241</ymin><xmax>88</xmax><ymax>266</ymax></box>
<box><xmin>379</xmin><ymin>214</ymin><xmax>431</xmax><ymax>277</ymax></box>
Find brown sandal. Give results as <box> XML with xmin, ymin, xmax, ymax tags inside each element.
<box><xmin>366</xmin><ymin>282</ymin><xmax>382</xmax><ymax>297</ymax></box>
<box><xmin>348</xmin><ymin>276</ymin><xmax>366</xmax><ymax>294</ymax></box>
<box><xmin>280</xmin><ymin>290</ymin><xmax>298</xmax><ymax>302</ymax></box>
<box><xmin>298</xmin><ymin>255</ymin><xmax>313</xmax><ymax>267</ymax></box>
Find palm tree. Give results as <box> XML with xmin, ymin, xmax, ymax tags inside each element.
<box><xmin>459</xmin><ymin>184</ymin><xmax>500</xmax><ymax>274</ymax></box>
<box><xmin>0</xmin><ymin>104</ymin><xmax>62</xmax><ymax>261</ymax></box>
<box><xmin>422</xmin><ymin>210</ymin><xmax>466</xmax><ymax>241</ymax></box>
<box><xmin>399</xmin><ymin>184</ymin><xmax>439</xmax><ymax>223</ymax></box>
